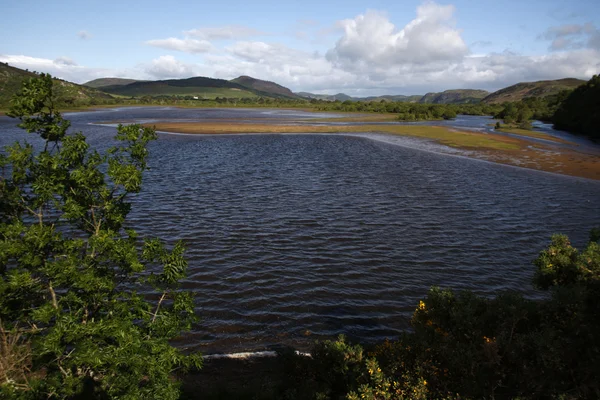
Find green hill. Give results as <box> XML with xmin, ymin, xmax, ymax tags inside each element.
<box><xmin>419</xmin><ymin>89</ymin><xmax>489</xmax><ymax>104</ymax></box>
<box><xmin>230</xmin><ymin>76</ymin><xmax>301</xmax><ymax>99</ymax></box>
<box><xmin>482</xmin><ymin>78</ymin><xmax>585</xmax><ymax>104</ymax></box>
<box><xmin>84</xmin><ymin>78</ymin><xmax>144</xmax><ymax>88</ymax></box>
<box><xmin>296</xmin><ymin>92</ymin><xmax>357</xmax><ymax>101</ymax></box>
<box><xmin>0</xmin><ymin>63</ymin><xmax>114</xmax><ymax>109</ymax></box>
<box><xmin>364</xmin><ymin>94</ymin><xmax>423</xmax><ymax>102</ymax></box>
<box><xmin>97</xmin><ymin>76</ymin><xmax>264</xmax><ymax>99</ymax></box>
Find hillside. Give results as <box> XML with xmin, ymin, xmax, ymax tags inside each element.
<box><xmin>230</xmin><ymin>76</ymin><xmax>301</xmax><ymax>99</ymax></box>
<box><xmin>0</xmin><ymin>63</ymin><xmax>114</xmax><ymax>108</ymax></box>
<box><xmin>420</xmin><ymin>89</ymin><xmax>489</xmax><ymax>104</ymax></box>
<box><xmin>296</xmin><ymin>92</ymin><xmax>422</xmax><ymax>102</ymax></box>
<box><xmin>296</xmin><ymin>92</ymin><xmax>354</xmax><ymax>101</ymax></box>
<box><xmin>482</xmin><ymin>78</ymin><xmax>585</xmax><ymax>104</ymax></box>
<box><xmin>84</xmin><ymin>78</ymin><xmax>143</xmax><ymax>88</ymax></box>
<box><xmin>97</xmin><ymin>76</ymin><xmax>258</xmax><ymax>99</ymax></box>
<box><xmin>363</xmin><ymin>94</ymin><xmax>423</xmax><ymax>102</ymax></box>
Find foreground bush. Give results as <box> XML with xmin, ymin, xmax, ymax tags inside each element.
<box><xmin>272</xmin><ymin>231</ymin><xmax>598</xmax><ymax>400</ymax></box>
<box><xmin>0</xmin><ymin>74</ymin><xmax>200</xmax><ymax>399</ymax></box>
<box><xmin>342</xmin><ymin>231</ymin><xmax>600</xmax><ymax>400</ymax></box>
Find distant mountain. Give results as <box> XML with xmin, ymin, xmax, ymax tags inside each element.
<box><xmin>230</xmin><ymin>76</ymin><xmax>301</xmax><ymax>99</ymax></box>
<box><xmin>96</xmin><ymin>76</ymin><xmax>258</xmax><ymax>99</ymax></box>
<box><xmin>0</xmin><ymin>62</ymin><xmax>113</xmax><ymax>108</ymax></box>
<box><xmin>296</xmin><ymin>92</ymin><xmax>355</xmax><ymax>101</ymax></box>
<box><xmin>84</xmin><ymin>78</ymin><xmax>144</xmax><ymax>88</ymax></box>
<box><xmin>419</xmin><ymin>89</ymin><xmax>489</xmax><ymax>104</ymax></box>
<box><xmin>296</xmin><ymin>92</ymin><xmax>422</xmax><ymax>102</ymax></box>
<box><xmin>482</xmin><ymin>78</ymin><xmax>585</xmax><ymax>104</ymax></box>
<box><xmin>363</xmin><ymin>95</ymin><xmax>423</xmax><ymax>102</ymax></box>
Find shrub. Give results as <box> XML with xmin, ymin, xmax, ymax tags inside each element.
<box><xmin>0</xmin><ymin>74</ymin><xmax>201</xmax><ymax>399</ymax></box>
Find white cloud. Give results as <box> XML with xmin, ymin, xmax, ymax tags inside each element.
<box><xmin>144</xmin><ymin>55</ymin><xmax>199</xmax><ymax>79</ymax></box>
<box><xmin>146</xmin><ymin>38</ymin><xmax>212</xmax><ymax>53</ymax></box>
<box><xmin>2</xmin><ymin>1</ymin><xmax>599</xmax><ymax>96</ymax></box>
<box><xmin>540</xmin><ymin>22</ymin><xmax>600</xmax><ymax>51</ymax></box>
<box><xmin>184</xmin><ymin>25</ymin><xmax>263</xmax><ymax>40</ymax></box>
<box><xmin>326</xmin><ymin>3</ymin><xmax>468</xmax><ymax>71</ymax></box>
<box><xmin>77</xmin><ymin>30</ymin><xmax>91</xmax><ymax>40</ymax></box>
<box><xmin>226</xmin><ymin>41</ymin><xmax>289</xmax><ymax>63</ymax></box>
<box><xmin>54</xmin><ymin>56</ymin><xmax>77</xmax><ymax>66</ymax></box>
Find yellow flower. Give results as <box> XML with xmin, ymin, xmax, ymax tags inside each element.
<box><xmin>423</xmin><ymin>380</ymin><xmax>427</xmax><ymax>385</ymax></box>
<box><xmin>419</xmin><ymin>301</ymin><xmax>426</xmax><ymax>310</ymax></box>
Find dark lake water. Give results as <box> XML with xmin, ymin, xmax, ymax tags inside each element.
<box><xmin>2</xmin><ymin>107</ymin><xmax>600</xmax><ymax>354</ymax></box>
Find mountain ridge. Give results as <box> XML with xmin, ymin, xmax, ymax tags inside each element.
<box><xmin>419</xmin><ymin>89</ymin><xmax>489</xmax><ymax>104</ymax></box>
<box><xmin>1</xmin><ymin>63</ymin><xmax>589</xmax><ymax>106</ymax></box>
<box><xmin>84</xmin><ymin>78</ymin><xmax>144</xmax><ymax>88</ymax></box>
<box><xmin>230</xmin><ymin>76</ymin><xmax>301</xmax><ymax>99</ymax></box>
<box><xmin>482</xmin><ymin>78</ymin><xmax>585</xmax><ymax>104</ymax></box>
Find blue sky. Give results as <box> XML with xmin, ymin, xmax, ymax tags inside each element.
<box><xmin>2</xmin><ymin>0</ymin><xmax>599</xmax><ymax>95</ymax></box>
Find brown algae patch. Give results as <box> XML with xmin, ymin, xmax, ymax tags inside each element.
<box><xmin>143</xmin><ymin>121</ymin><xmax>600</xmax><ymax>180</ymax></box>
<box><xmin>309</xmin><ymin>113</ymin><xmax>400</xmax><ymax>123</ymax></box>
<box><xmin>495</xmin><ymin>126</ymin><xmax>575</xmax><ymax>145</ymax></box>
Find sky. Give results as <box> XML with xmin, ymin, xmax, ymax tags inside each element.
<box><xmin>1</xmin><ymin>0</ymin><xmax>599</xmax><ymax>96</ymax></box>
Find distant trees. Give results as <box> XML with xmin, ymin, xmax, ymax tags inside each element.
<box><xmin>311</xmin><ymin>100</ymin><xmax>501</xmax><ymax>118</ymax></box>
<box><xmin>553</xmin><ymin>74</ymin><xmax>600</xmax><ymax>140</ymax></box>
<box><xmin>491</xmin><ymin>76</ymin><xmax>598</xmax><ymax>138</ymax></box>
<box><xmin>492</xmin><ymin>89</ymin><xmax>575</xmax><ymax>130</ymax></box>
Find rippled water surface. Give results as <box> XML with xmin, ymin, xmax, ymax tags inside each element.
<box><xmin>2</xmin><ymin>107</ymin><xmax>600</xmax><ymax>353</ymax></box>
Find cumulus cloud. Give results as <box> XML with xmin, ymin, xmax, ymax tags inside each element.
<box><xmin>146</xmin><ymin>38</ymin><xmax>212</xmax><ymax>53</ymax></box>
<box><xmin>326</xmin><ymin>3</ymin><xmax>468</xmax><ymax>71</ymax></box>
<box><xmin>540</xmin><ymin>22</ymin><xmax>600</xmax><ymax>51</ymax></box>
<box><xmin>144</xmin><ymin>55</ymin><xmax>199</xmax><ymax>79</ymax></box>
<box><xmin>3</xmin><ymin>1</ymin><xmax>599</xmax><ymax>95</ymax></box>
<box><xmin>77</xmin><ymin>30</ymin><xmax>91</xmax><ymax>40</ymax></box>
<box><xmin>184</xmin><ymin>25</ymin><xmax>263</xmax><ymax>40</ymax></box>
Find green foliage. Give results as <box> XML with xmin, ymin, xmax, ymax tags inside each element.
<box><xmin>311</xmin><ymin>335</ymin><xmax>364</xmax><ymax>397</ymax></box>
<box><xmin>360</xmin><ymin>230</ymin><xmax>600</xmax><ymax>400</ymax></box>
<box><xmin>533</xmin><ymin>234</ymin><xmax>600</xmax><ymax>289</ymax></box>
<box><xmin>553</xmin><ymin>74</ymin><xmax>600</xmax><ymax>140</ymax></box>
<box><xmin>0</xmin><ymin>74</ymin><xmax>201</xmax><ymax>399</ymax></box>
<box><xmin>493</xmin><ymin>90</ymin><xmax>571</xmax><ymax>127</ymax></box>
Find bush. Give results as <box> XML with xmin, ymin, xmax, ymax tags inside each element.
<box><xmin>0</xmin><ymin>74</ymin><xmax>201</xmax><ymax>399</ymax></box>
